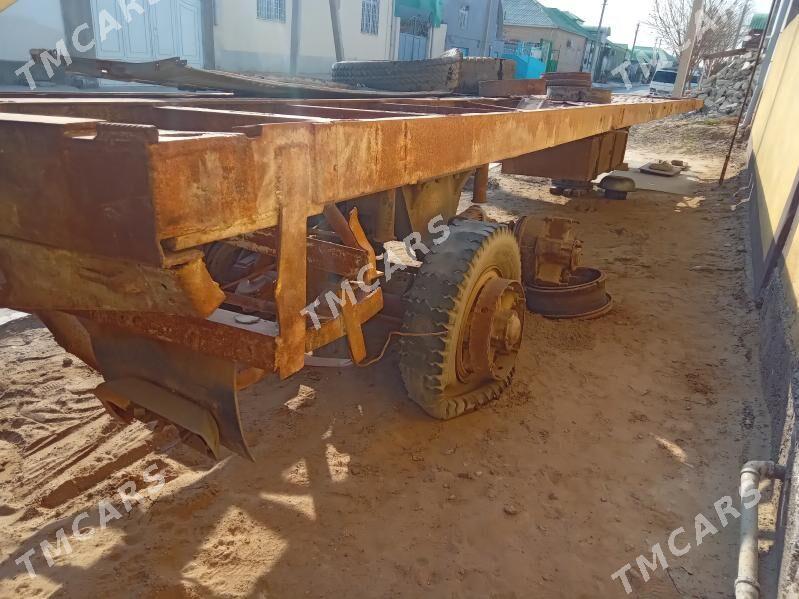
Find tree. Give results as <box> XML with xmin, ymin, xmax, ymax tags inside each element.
<box><xmin>647</xmin><ymin>0</ymin><xmax>751</xmax><ymax>75</ymax></box>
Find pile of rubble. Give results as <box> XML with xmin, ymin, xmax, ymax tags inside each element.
<box><xmin>689</xmin><ymin>51</ymin><xmax>758</xmax><ymax>116</ymax></box>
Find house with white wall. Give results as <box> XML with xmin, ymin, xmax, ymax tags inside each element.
<box><xmin>214</xmin><ymin>0</ymin><xmax>397</xmax><ymax>77</ymax></box>
<box><xmin>440</xmin><ymin>0</ymin><xmax>504</xmax><ymax>58</ymax></box>
<box><xmin>0</xmin><ymin>0</ymin><xmax>398</xmax><ymax>85</ymax></box>
<box><xmin>502</xmin><ymin>0</ymin><xmax>592</xmax><ymax>73</ymax></box>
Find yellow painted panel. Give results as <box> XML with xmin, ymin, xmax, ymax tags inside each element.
<box><xmin>752</xmin><ymin>17</ymin><xmax>799</xmax><ymax>265</ymax></box>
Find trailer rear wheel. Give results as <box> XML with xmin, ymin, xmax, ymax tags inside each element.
<box><xmin>399</xmin><ymin>220</ymin><xmax>525</xmax><ymax>419</ymax></box>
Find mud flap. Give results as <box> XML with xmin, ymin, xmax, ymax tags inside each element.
<box><xmin>86</xmin><ymin>323</ymin><xmax>253</xmax><ymax>461</ymax></box>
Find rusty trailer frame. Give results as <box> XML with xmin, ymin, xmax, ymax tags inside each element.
<box><xmin>0</xmin><ymin>94</ymin><xmax>701</xmax><ymax>459</ymax></box>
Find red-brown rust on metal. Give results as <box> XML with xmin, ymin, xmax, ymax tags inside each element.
<box><xmin>1</xmin><ymin>95</ymin><xmax>700</xmax><ymax>262</ymax></box>
<box><xmin>478</xmin><ymin>78</ymin><xmax>547</xmax><ymax>97</ymax></box>
<box><xmin>346</xmin><ymin>208</ymin><xmax>379</xmax><ymax>282</ymax></box>
<box><xmin>0</xmin><ymin>113</ymin><xmax>165</xmax><ymax>263</ymax></box>
<box><xmin>223</xmin><ymin>292</ymin><xmax>276</xmax><ymax>314</ymax></box>
<box><xmin>466</xmin><ymin>278</ymin><xmax>525</xmax><ymax>381</ymax></box>
<box><xmin>305</xmin><ymin>289</ymin><xmax>384</xmax><ymax>351</ymax></box>
<box><xmin>154</xmin><ymin>106</ymin><xmax>332</xmax><ymax>131</ymax></box>
<box><xmin>473</xmin><ymin>165</ymin><xmax>490</xmax><ymax>204</ymax></box>
<box><xmin>155</xmin><ymin>99</ymin><xmax>701</xmax><ymax>251</ymax></box>
<box><xmin>0</xmin><ymin>92</ymin><xmax>703</xmax><ymax>457</ymax></box>
<box><xmin>503</xmin><ymin>129</ymin><xmax>629</xmax><ymax>182</ymax></box>
<box><xmin>79</xmin><ymin>310</ymin><xmax>278</xmax><ymax>371</ymax></box>
<box><xmin>235</xmin><ymin>230</ymin><xmax>370</xmax><ymax>279</ymax></box>
<box><xmin>323</xmin><ymin>204</ymin><xmax>359</xmax><ymax>247</ymax></box>
<box><xmin>0</xmin><ymin>235</ymin><xmax>223</xmax><ymax>316</ymax></box>
<box><xmin>274</xmin><ymin>139</ymin><xmax>311</xmax><ymax>379</ymax></box>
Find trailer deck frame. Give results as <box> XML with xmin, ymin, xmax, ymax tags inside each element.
<box><xmin>0</xmin><ymin>94</ymin><xmax>701</xmax><ymax>458</ymax></box>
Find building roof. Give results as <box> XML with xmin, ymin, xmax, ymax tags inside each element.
<box><xmin>749</xmin><ymin>13</ymin><xmax>768</xmax><ymax>31</ymax></box>
<box><xmin>503</xmin><ymin>0</ymin><xmax>591</xmax><ymax>38</ymax></box>
<box><xmin>633</xmin><ymin>45</ymin><xmax>677</xmax><ymax>63</ymax></box>
<box><xmin>503</xmin><ymin>0</ymin><xmax>552</xmax><ymax>27</ymax></box>
<box><xmin>545</xmin><ymin>7</ymin><xmax>591</xmax><ymax>38</ymax></box>
<box><xmin>561</xmin><ymin>11</ymin><xmax>583</xmax><ymax>22</ymax></box>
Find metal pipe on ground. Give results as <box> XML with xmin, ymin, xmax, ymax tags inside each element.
<box><xmin>736</xmin><ymin>460</ymin><xmax>787</xmax><ymax>599</ymax></box>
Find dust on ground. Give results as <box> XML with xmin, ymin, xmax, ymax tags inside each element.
<box><xmin>0</xmin><ymin>115</ymin><xmax>773</xmax><ymax>598</ymax></box>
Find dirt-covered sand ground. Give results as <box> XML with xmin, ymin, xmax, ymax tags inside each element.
<box><xmin>0</xmin><ymin>115</ymin><xmax>776</xmax><ymax>598</ymax></box>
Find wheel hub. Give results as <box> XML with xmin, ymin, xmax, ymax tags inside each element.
<box><xmin>463</xmin><ymin>278</ymin><xmax>525</xmax><ymax>381</ymax></box>
<box><xmin>491</xmin><ymin>309</ymin><xmax>523</xmax><ymax>352</ymax></box>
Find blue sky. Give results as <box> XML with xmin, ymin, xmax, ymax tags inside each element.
<box><xmin>542</xmin><ymin>0</ymin><xmax>774</xmax><ymax>49</ymax></box>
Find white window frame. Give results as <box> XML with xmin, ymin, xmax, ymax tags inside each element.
<box><xmin>361</xmin><ymin>0</ymin><xmax>380</xmax><ymax>35</ymax></box>
<box><xmin>257</xmin><ymin>0</ymin><xmax>286</xmax><ymax>23</ymax></box>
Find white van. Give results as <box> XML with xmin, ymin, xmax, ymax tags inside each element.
<box><xmin>649</xmin><ymin>69</ymin><xmax>678</xmax><ymax>96</ymax></box>
<box><xmin>650</xmin><ymin>69</ymin><xmax>699</xmax><ymax>97</ymax></box>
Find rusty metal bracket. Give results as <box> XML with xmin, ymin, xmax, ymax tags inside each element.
<box><xmin>87</xmin><ymin>323</ymin><xmax>253</xmax><ymax>460</ymax></box>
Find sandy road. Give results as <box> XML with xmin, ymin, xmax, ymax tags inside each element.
<box><xmin>0</xmin><ymin>116</ymin><xmax>773</xmax><ymax>598</ymax></box>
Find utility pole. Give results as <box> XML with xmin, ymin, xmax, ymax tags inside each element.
<box><xmin>290</xmin><ymin>0</ymin><xmax>301</xmax><ymax>75</ymax></box>
<box><xmin>590</xmin><ymin>0</ymin><xmax>609</xmax><ymax>80</ymax></box>
<box><xmin>673</xmin><ymin>0</ymin><xmax>703</xmax><ymax>98</ymax></box>
<box><xmin>630</xmin><ymin>22</ymin><xmax>640</xmax><ymax>59</ymax></box>
<box><xmin>482</xmin><ymin>0</ymin><xmax>498</xmax><ymax>57</ymax></box>
<box><xmin>734</xmin><ymin>0</ymin><xmax>752</xmax><ymax>48</ymax></box>
<box><xmin>627</xmin><ymin>21</ymin><xmax>641</xmax><ymax>83</ymax></box>
<box><xmin>329</xmin><ymin>0</ymin><xmax>344</xmax><ymax>63</ymax></box>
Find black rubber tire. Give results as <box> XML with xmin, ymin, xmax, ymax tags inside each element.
<box><xmin>399</xmin><ymin>220</ymin><xmax>522</xmax><ymax>420</ymax></box>
<box><xmin>204</xmin><ymin>243</ymin><xmax>255</xmax><ymax>287</ymax></box>
<box><xmin>331</xmin><ymin>54</ymin><xmax>461</xmax><ymax>92</ymax></box>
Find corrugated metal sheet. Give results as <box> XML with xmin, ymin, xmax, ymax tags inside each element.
<box><xmin>750</xmin><ymin>12</ymin><xmax>769</xmax><ymax>31</ymax></box>
<box><xmin>503</xmin><ymin>0</ymin><xmax>593</xmax><ymax>40</ymax></box>
<box><xmin>502</xmin><ymin>0</ymin><xmax>552</xmax><ymax>28</ymax></box>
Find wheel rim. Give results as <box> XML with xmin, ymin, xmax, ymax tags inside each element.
<box><xmin>455</xmin><ymin>274</ymin><xmax>525</xmax><ymax>385</ymax></box>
